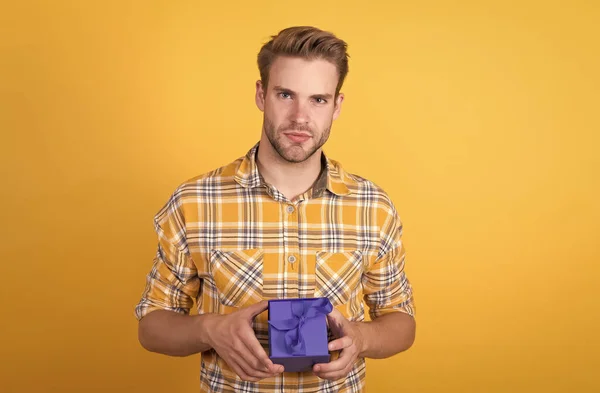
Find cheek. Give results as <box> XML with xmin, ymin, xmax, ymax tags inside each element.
<box><xmin>265</xmin><ymin>101</ymin><xmax>286</xmax><ymax>121</ymax></box>
<box><xmin>314</xmin><ymin>109</ymin><xmax>334</xmax><ymax>127</ymax></box>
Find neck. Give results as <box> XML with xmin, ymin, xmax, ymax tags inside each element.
<box><xmin>256</xmin><ymin>135</ymin><xmax>323</xmax><ymax>201</ymax></box>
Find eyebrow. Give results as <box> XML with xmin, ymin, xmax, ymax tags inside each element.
<box><xmin>273</xmin><ymin>85</ymin><xmax>334</xmax><ymax>100</ymax></box>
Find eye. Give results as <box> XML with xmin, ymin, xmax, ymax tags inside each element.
<box><xmin>314</xmin><ymin>97</ymin><xmax>327</xmax><ymax>104</ymax></box>
<box><xmin>279</xmin><ymin>92</ymin><xmax>292</xmax><ymax>99</ymax></box>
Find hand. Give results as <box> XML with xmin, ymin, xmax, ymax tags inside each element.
<box><xmin>204</xmin><ymin>300</ymin><xmax>284</xmax><ymax>382</ymax></box>
<box><xmin>313</xmin><ymin>307</ymin><xmax>365</xmax><ymax>381</ymax></box>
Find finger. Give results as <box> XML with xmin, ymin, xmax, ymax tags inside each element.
<box><xmin>233</xmin><ymin>349</ymin><xmax>280</xmax><ymax>380</ymax></box>
<box><xmin>225</xmin><ymin>357</ymin><xmax>260</xmax><ymax>382</ymax></box>
<box><xmin>326</xmin><ymin>308</ymin><xmax>346</xmax><ymax>334</ymax></box>
<box><xmin>240</xmin><ymin>328</ymin><xmax>283</xmax><ymax>373</ymax></box>
<box><xmin>315</xmin><ymin>364</ymin><xmax>353</xmax><ymax>381</ymax></box>
<box><xmin>314</xmin><ymin>356</ymin><xmax>354</xmax><ymax>381</ymax></box>
<box><xmin>313</xmin><ymin>356</ymin><xmax>347</xmax><ymax>375</ymax></box>
<box><xmin>233</xmin><ymin>337</ymin><xmax>282</xmax><ymax>378</ymax></box>
<box><xmin>327</xmin><ymin>306</ymin><xmax>344</xmax><ymax>321</ymax></box>
<box><xmin>314</xmin><ymin>344</ymin><xmax>355</xmax><ymax>375</ymax></box>
<box><xmin>328</xmin><ymin>336</ymin><xmax>353</xmax><ymax>352</ymax></box>
<box><xmin>245</xmin><ymin>300</ymin><xmax>270</xmax><ymax>319</ymax></box>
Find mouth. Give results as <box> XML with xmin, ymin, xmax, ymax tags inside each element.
<box><xmin>283</xmin><ymin>132</ymin><xmax>312</xmax><ymax>143</ymax></box>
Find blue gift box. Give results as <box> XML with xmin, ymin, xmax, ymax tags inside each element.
<box><xmin>267</xmin><ymin>297</ymin><xmax>333</xmax><ymax>373</ymax></box>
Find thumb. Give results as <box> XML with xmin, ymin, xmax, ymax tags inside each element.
<box><xmin>245</xmin><ymin>300</ymin><xmax>270</xmax><ymax>318</ymax></box>
<box><xmin>326</xmin><ymin>307</ymin><xmax>346</xmax><ymax>332</ymax></box>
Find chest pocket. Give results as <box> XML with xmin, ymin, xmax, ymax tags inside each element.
<box><xmin>209</xmin><ymin>248</ymin><xmax>264</xmax><ymax>308</ymax></box>
<box><xmin>314</xmin><ymin>250</ymin><xmax>364</xmax><ymax>306</ymax></box>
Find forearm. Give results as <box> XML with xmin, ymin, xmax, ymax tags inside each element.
<box><xmin>353</xmin><ymin>312</ymin><xmax>415</xmax><ymax>359</ymax></box>
<box><xmin>138</xmin><ymin>310</ymin><xmax>219</xmax><ymax>357</ymax></box>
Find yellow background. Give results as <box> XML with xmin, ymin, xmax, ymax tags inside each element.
<box><xmin>1</xmin><ymin>1</ymin><xmax>599</xmax><ymax>392</ymax></box>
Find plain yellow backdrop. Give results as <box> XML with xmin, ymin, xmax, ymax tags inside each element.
<box><xmin>1</xmin><ymin>1</ymin><xmax>599</xmax><ymax>392</ymax></box>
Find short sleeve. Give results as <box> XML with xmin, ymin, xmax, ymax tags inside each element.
<box><xmin>134</xmin><ymin>191</ymin><xmax>200</xmax><ymax>320</ymax></box>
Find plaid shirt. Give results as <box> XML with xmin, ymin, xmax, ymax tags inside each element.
<box><xmin>135</xmin><ymin>142</ymin><xmax>415</xmax><ymax>393</ymax></box>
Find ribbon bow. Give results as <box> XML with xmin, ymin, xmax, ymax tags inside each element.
<box><xmin>268</xmin><ymin>298</ymin><xmax>333</xmax><ymax>356</ymax></box>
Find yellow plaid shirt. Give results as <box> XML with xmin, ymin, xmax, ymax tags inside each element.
<box><xmin>135</xmin><ymin>142</ymin><xmax>415</xmax><ymax>392</ymax></box>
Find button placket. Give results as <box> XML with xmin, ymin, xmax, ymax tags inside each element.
<box><xmin>283</xmin><ymin>201</ymin><xmax>300</xmax><ymax>297</ymax></box>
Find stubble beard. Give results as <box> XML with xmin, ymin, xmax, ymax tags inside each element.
<box><xmin>263</xmin><ymin>115</ymin><xmax>331</xmax><ymax>164</ymax></box>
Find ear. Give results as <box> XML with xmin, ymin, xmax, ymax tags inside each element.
<box><xmin>332</xmin><ymin>93</ymin><xmax>344</xmax><ymax>121</ymax></box>
<box><xmin>255</xmin><ymin>80</ymin><xmax>266</xmax><ymax>112</ymax></box>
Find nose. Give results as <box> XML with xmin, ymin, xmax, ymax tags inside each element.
<box><xmin>290</xmin><ymin>99</ymin><xmax>309</xmax><ymax>124</ymax></box>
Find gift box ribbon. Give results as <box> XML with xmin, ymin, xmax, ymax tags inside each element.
<box><xmin>268</xmin><ymin>298</ymin><xmax>333</xmax><ymax>356</ymax></box>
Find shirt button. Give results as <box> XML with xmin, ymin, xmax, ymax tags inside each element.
<box><xmin>286</xmin><ymin>205</ymin><xmax>295</xmax><ymax>214</ymax></box>
<box><xmin>288</xmin><ymin>255</ymin><xmax>297</xmax><ymax>263</ymax></box>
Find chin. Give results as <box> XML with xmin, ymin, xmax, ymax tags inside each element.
<box><xmin>280</xmin><ymin>152</ymin><xmax>307</xmax><ymax>163</ymax></box>
<box><xmin>283</xmin><ymin>148</ymin><xmax>317</xmax><ymax>164</ymax></box>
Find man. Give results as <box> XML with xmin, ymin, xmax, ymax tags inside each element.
<box><xmin>135</xmin><ymin>26</ymin><xmax>416</xmax><ymax>393</ymax></box>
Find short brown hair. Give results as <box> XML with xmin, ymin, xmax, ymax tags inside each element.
<box><xmin>257</xmin><ymin>26</ymin><xmax>350</xmax><ymax>96</ymax></box>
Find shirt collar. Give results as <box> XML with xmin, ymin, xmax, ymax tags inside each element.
<box><xmin>234</xmin><ymin>142</ymin><xmax>357</xmax><ymax>197</ymax></box>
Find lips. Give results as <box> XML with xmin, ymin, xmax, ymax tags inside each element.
<box><xmin>284</xmin><ymin>132</ymin><xmax>311</xmax><ymax>143</ymax></box>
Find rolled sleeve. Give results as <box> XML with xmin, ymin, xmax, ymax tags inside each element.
<box><xmin>134</xmin><ymin>192</ymin><xmax>200</xmax><ymax>321</ymax></box>
<box><xmin>363</xmin><ymin>208</ymin><xmax>415</xmax><ymax>319</ymax></box>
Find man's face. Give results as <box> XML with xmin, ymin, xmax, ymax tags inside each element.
<box><xmin>255</xmin><ymin>56</ymin><xmax>344</xmax><ymax>163</ymax></box>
